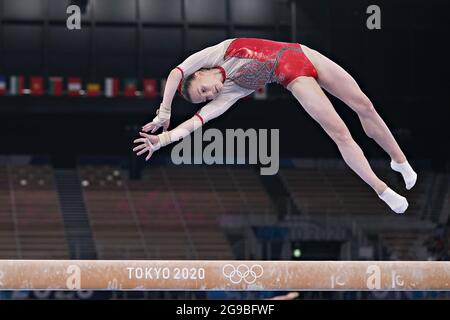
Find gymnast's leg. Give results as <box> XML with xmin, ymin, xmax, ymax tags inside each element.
<box><xmin>287</xmin><ymin>76</ymin><xmax>408</xmax><ymax>214</ymax></box>
<box><xmin>302</xmin><ymin>46</ymin><xmax>417</xmax><ymax>190</ymax></box>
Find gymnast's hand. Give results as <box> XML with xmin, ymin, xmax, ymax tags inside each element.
<box><xmin>142</xmin><ymin>104</ymin><xmax>171</xmax><ymax>133</ymax></box>
<box><xmin>133</xmin><ymin>132</ymin><xmax>161</xmax><ymax>161</ymax></box>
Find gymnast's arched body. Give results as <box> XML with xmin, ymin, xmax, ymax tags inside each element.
<box><xmin>133</xmin><ymin>38</ymin><xmax>417</xmax><ymax>214</ymax></box>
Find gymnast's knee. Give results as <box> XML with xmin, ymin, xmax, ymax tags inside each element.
<box><xmin>329</xmin><ymin>126</ymin><xmax>353</xmax><ymax>146</ymax></box>
<box><xmin>354</xmin><ymin>95</ymin><xmax>376</xmax><ymax>117</ymax></box>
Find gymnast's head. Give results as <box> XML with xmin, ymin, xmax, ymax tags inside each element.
<box><xmin>180</xmin><ymin>67</ymin><xmax>225</xmax><ymax>104</ymax></box>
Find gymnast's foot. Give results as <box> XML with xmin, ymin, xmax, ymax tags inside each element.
<box><xmin>378</xmin><ymin>187</ymin><xmax>409</xmax><ymax>214</ymax></box>
<box><xmin>390</xmin><ymin>160</ymin><xmax>417</xmax><ymax>190</ymax></box>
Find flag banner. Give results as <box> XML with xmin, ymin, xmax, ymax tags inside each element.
<box><xmin>160</xmin><ymin>78</ymin><xmax>167</xmax><ymax>97</ymax></box>
<box><xmin>143</xmin><ymin>79</ymin><xmax>157</xmax><ymax>98</ymax></box>
<box><xmin>48</xmin><ymin>77</ymin><xmax>63</xmax><ymax>96</ymax></box>
<box><xmin>124</xmin><ymin>78</ymin><xmax>137</xmax><ymax>97</ymax></box>
<box><xmin>0</xmin><ymin>75</ymin><xmax>6</xmax><ymax>96</ymax></box>
<box><xmin>105</xmin><ymin>78</ymin><xmax>119</xmax><ymax>97</ymax></box>
<box><xmin>68</xmin><ymin>77</ymin><xmax>82</xmax><ymax>96</ymax></box>
<box><xmin>30</xmin><ymin>76</ymin><xmax>44</xmax><ymax>96</ymax></box>
<box><xmin>1</xmin><ymin>76</ymin><xmax>176</xmax><ymax>98</ymax></box>
<box><xmin>254</xmin><ymin>84</ymin><xmax>268</xmax><ymax>100</ymax></box>
<box><xmin>87</xmin><ymin>83</ymin><xmax>101</xmax><ymax>97</ymax></box>
<box><xmin>9</xmin><ymin>76</ymin><xmax>24</xmax><ymax>96</ymax></box>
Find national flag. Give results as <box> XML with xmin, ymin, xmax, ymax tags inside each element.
<box><xmin>254</xmin><ymin>85</ymin><xmax>267</xmax><ymax>100</ymax></box>
<box><xmin>143</xmin><ymin>79</ymin><xmax>157</xmax><ymax>98</ymax></box>
<box><xmin>124</xmin><ymin>78</ymin><xmax>137</xmax><ymax>97</ymax></box>
<box><xmin>9</xmin><ymin>76</ymin><xmax>25</xmax><ymax>96</ymax></box>
<box><xmin>0</xmin><ymin>76</ymin><xmax>6</xmax><ymax>96</ymax></box>
<box><xmin>160</xmin><ymin>78</ymin><xmax>167</xmax><ymax>97</ymax></box>
<box><xmin>104</xmin><ymin>78</ymin><xmax>119</xmax><ymax>97</ymax></box>
<box><xmin>87</xmin><ymin>83</ymin><xmax>101</xmax><ymax>97</ymax></box>
<box><xmin>30</xmin><ymin>76</ymin><xmax>44</xmax><ymax>96</ymax></box>
<box><xmin>48</xmin><ymin>77</ymin><xmax>63</xmax><ymax>96</ymax></box>
<box><xmin>68</xmin><ymin>77</ymin><xmax>82</xmax><ymax>96</ymax></box>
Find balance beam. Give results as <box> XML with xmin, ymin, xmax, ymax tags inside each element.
<box><xmin>0</xmin><ymin>260</ymin><xmax>449</xmax><ymax>291</ymax></box>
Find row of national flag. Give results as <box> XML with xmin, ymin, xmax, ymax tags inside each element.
<box><xmin>0</xmin><ymin>75</ymin><xmax>268</xmax><ymax>100</ymax></box>
<box><xmin>0</xmin><ymin>76</ymin><xmax>160</xmax><ymax>98</ymax></box>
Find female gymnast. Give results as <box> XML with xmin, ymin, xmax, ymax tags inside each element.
<box><xmin>133</xmin><ymin>38</ymin><xmax>417</xmax><ymax>214</ymax></box>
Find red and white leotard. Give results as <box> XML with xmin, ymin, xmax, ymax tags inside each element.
<box><xmin>165</xmin><ymin>38</ymin><xmax>318</xmax><ymax>145</ymax></box>
<box><xmin>175</xmin><ymin>38</ymin><xmax>318</xmax><ymax>124</ymax></box>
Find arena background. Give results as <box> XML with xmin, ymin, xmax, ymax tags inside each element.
<box><xmin>0</xmin><ymin>0</ymin><xmax>449</xmax><ymax>300</ymax></box>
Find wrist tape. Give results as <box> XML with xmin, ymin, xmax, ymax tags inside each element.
<box><xmin>157</xmin><ymin>131</ymin><xmax>172</xmax><ymax>147</ymax></box>
<box><xmin>157</xmin><ymin>105</ymin><xmax>171</xmax><ymax>121</ymax></box>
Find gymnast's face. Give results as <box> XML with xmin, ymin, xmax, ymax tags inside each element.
<box><xmin>188</xmin><ymin>69</ymin><xmax>224</xmax><ymax>104</ymax></box>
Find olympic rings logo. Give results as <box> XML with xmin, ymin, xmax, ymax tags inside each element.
<box><xmin>222</xmin><ymin>264</ymin><xmax>264</xmax><ymax>285</ymax></box>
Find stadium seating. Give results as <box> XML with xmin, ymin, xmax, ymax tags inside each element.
<box><xmin>279</xmin><ymin>163</ymin><xmax>437</xmax><ymax>260</ymax></box>
<box><xmin>0</xmin><ymin>160</ymin><xmax>443</xmax><ymax>262</ymax></box>
<box><xmin>79</xmin><ymin>165</ymin><xmax>148</xmax><ymax>259</ymax></box>
<box><xmin>280</xmin><ymin>165</ymin><xmax>433</xmax><ymax>217</ymax></box>
<box><xmin>77</xmin><ymin>164</ymin><xmax>278</xmax><ymax>259</ymax></box>
<box><xmin>0</xmin><ymin>164</ymin><xmax>68</xmax><ymax>259</ymax></box>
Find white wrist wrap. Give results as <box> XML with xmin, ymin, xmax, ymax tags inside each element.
<box><xmin>158</xmin><ymin>131</ymin><xmax>172</xmax><ymax>147</ymax></box>
<box><xmin>156</xmin><ymin>105</ymin><xmax>171</xmax><ymax>121</ymax></box>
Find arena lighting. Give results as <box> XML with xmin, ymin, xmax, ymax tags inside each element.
<box><xmin>0</xmin><ymin>260</ymin><xmax>450</xmax><ymax>290</ymax></box>
<box><xmin>69</xmin><ymin>0</ymin><xmax>89</xmax><ymax>14</ymax></box>
<box><xmin>292</xmin><ymin>248</ymin><xmax>302</xmax><ymax>259</ymax></box>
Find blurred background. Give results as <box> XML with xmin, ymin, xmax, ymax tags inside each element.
<box><xmin>0</xmin><ymin>0</ymin><xmax>449</xmax><ymax>300</ymax></box>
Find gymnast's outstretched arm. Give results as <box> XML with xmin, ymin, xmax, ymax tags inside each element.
<box><xmin>142</xmin><ymin>41</ymin><xmax>229</xmax><ymax>133</ymax></box>
<box><xmin>141</xmin><ymin>68</ymin><xmax>182</xmax><ymax>133</ymax></box>
<box><xmin>134</xmin><ymin>90</ymin><xmax>247</xmax><ymax>161</ymax></box>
